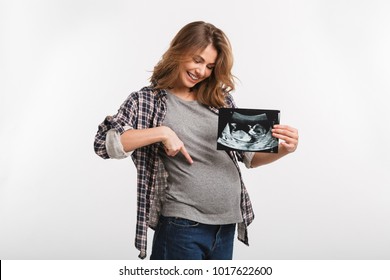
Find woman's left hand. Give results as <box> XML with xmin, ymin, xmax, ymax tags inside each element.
<box><xmin>272</xmin><ymin>125</ymin><xmax>299</xmax><ymax>153</ymax></box>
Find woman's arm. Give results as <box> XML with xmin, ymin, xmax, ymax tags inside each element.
<box><xmin>120</xmin><ymin>126</ymin><xmax>193</xmax><ymax>164</ymax></box>
<box><xmin>250</xmin><ymin>125</ymin><xmax>299</xmax><ymax>168</ymax></box>
<box><xmin>120</xmin><ymin>126</ymin><xmax>168</xmax><ymax>152</ymax></box>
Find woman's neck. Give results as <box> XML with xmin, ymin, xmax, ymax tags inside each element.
<box><xmin>168</xmin><ymin>88</ymin><xmax>197</xmax><ymax>101</ymax></box>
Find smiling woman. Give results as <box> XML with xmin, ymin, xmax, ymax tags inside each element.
<box><xmin>151</xmin><ymin>21</ymin><xmax>235</xmax><ymax>107</ymax></box>
<box><xmin>93</xmin><ymin>21</ymin><xmax>299</xmax><ymax>260</ymax></box>
<box><xmin>169</xmin><ymin>45</ymin><xmax>217</xmax><ymax>101</ymax></box>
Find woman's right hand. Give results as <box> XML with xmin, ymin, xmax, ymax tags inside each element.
<box><xmin>161</xmin><ymin>126</ymin><xmax>193</xmax><ymax>164</ymax></box>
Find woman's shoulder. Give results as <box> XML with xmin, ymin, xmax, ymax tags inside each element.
<box><xmin>223</xmin><ymin>92</ymin><xmax>237</xmax><ymax>108</ymax></box>
<box><xmin>125</xmin><ymin>85</ymin><xmax>166</xmax><ymax>103</ymax></box>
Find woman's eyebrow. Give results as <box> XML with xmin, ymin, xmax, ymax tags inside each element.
<box><xmin>194</xmin><ymin>55</ymin><xmax>215</xmax><ymax>65</ymax></box>
<box><xmin>194</xmin><ymin>55</ymin><xmax>205</xmax><ymax>62</ymax></box>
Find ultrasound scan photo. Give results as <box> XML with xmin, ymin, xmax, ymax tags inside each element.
<box><xmin>217</xmin><ymin>108</ymin><xmax>280</xmax><ymax>153</ymax></box>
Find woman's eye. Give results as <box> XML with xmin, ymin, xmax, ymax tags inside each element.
<box><xmin>207</xmin><ymin>65</ymin><xmax>214</xmax><ymax>70</ymax></box>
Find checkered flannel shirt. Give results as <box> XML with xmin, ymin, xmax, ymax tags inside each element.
<box><xmin>94</xmin><ymin>85</ymin><xmax>255</xmax><ymax>259</ymax></box>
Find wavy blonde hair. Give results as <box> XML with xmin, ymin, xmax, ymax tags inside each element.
<box><xmin>150</xmin><ymin>21</ymin><xmax>235</xmax><ymax>108</ymax></box>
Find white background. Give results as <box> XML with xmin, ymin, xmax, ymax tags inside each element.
<box><xmin>1</xmin><ymin>0</ymin><xmax>389</xmax><ymax>260</ymax></box>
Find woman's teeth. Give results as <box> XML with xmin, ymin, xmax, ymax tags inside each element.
<box><xmin>188</xmin><ymin>72</ymin><xmax>199</xmax><ymax>80</ymax></box>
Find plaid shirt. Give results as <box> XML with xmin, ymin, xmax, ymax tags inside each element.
<box><xmin>94</xmin><ymin>85</ymin><xmax>255</xmax><ymax>259</ymax></box>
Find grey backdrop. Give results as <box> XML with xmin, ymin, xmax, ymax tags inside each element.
<box><xmin>1</xmin><ymin>0</ymin><xmax>389</xmax><ymax>259</ymax></box>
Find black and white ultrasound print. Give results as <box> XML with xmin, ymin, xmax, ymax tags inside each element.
<box><xmin>217</xmin><ymin>108</ymin><xmax>280</xmax><ymax>153</ymax></box>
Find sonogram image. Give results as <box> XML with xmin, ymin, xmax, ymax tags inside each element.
<box><xmin>217</xmin><ymin>108</ymin><xmax>280</xmax><ymax>152</ymax></box>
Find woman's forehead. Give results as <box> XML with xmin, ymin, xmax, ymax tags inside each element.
<box><xmin>187</xmin><ymin>44</ymin><xmax>218</xmax><ymax>63</ymax></box>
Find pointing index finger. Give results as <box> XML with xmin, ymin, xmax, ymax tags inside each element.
<box><xmin>180</xmin><ymin>146</ymin><xmax>193</xmax><ymax>164</ymax></box>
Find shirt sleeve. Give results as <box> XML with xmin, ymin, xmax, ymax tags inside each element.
<box><xmin>242</xmin><ymin>152</ymin><xmax>255</xmax><ymax>168</ymax></box>
<box><xmin>94</xmin><ymin>92</ymin><xmax>139</xmax><ymax>159</ymax></box>
<box><xmin>106</xmin><ymin>127</ymin><xmax>134</xmax><ymax>159</ymax></box>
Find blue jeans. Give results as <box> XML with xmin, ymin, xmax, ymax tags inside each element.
<box><xmin>150</xmin><ymin>216</ymin><xmax>236</xmax><ymax>260</ymax></box>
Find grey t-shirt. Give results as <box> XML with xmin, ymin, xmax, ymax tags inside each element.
<box><xmin>159</xmin><ymin>92</ymin><xmax>243</xmax><ymax>225</ymax></box>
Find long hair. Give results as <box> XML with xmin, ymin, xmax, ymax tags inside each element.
<box><xmin>150</xmin><ymin>21</ymin><xmax>235</xmax><ymax>108</ymax></box>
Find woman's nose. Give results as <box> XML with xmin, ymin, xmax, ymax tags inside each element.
<box><xmin>195</xmin><ymin>65</ymin><xmax>206</xmax><ymax>77</ymax></box>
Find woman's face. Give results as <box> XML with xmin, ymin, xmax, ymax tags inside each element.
<box><xmin>173</xmin><ymin>44</ymin><xmax>218</xmax><ymax>92</ymax></box>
